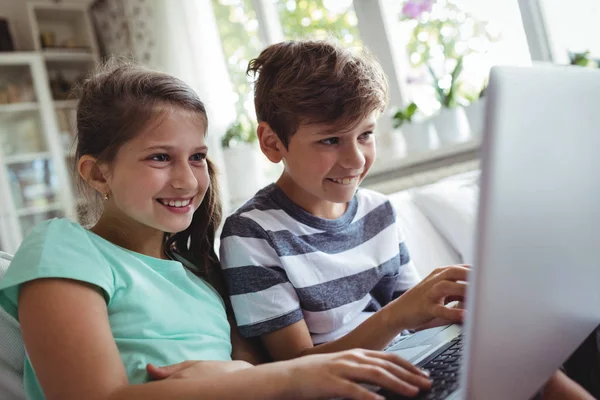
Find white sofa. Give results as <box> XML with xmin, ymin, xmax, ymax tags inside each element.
<box><xmin>389</xmin><ymin>170</ymin><xmax>479</xmax><ymax>277</ymax></box>
<box><xmin>0</xmin><ymin>252</ymin><xmax>25</xmax><ymax>400</ymax></box>
<box><xmin>0</xmin><ymin>171</ymin><xmax>480</xmax><ymax>399</ymax></box>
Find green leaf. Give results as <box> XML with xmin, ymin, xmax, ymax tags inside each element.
<box><xmin>392</xmin><ymin>102</ymin><xmax>419</xmax><ymax>128</ymax></box>
<box><xmin>406</xmin><ymin>102</ymin><xmax>418</xmax><ymax>117</ymax></box>
<box><xmin>445</xmin><ymin>56</ymin><xmax>464</xmax><ymax>108</ymax></box>
<box><xmin>427</xmin><ymin>63</ymin><xmax>446</xmax><ymax>104</ymax></box>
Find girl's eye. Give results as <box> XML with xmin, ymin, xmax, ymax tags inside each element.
<box><xmin>150</xmin><ymin>154</ymin><xmax>170</xmax><ymax>162</ymax></box>
<box><xmin>359</xmin><ymin>131</ymin><xmax>374</xmax><ymax>141</ymax></box>
<box><xmin>320</xmin><ymin>137</ymin><xmax>339</xmax><ymax>145</ymax></box>
<box><xmin>190</xmin><ymin>153</ymin><xmax>207</xmax><ymax>162</ymax></box>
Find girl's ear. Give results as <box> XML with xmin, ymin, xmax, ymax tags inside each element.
<box><xmin>78</xmin><ymin>155</ymin><xmax>111</xmax><ymax>196</ymax></box>
<box><xmin>257</xmin><ymin>122</ymin><xmax>285</xmax><ymax>164</ymax></box>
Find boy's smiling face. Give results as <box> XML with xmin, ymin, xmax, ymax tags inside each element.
<box><xmin>273</xmin><ymin>111</ymin><xmax>378</xmax><ymax>218</ymax></box>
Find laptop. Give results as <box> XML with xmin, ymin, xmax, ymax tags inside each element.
<box><xmin>381</xmin><ymin>64</ymin><xmax>600</xmax><ymax>399</ymax></box>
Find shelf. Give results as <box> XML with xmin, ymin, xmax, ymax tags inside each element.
<box><xmin>17</xmin><ymin>202</ymin><xmax>63</xmax><ymax>217</ymax></box>
<box><xmin>4</xmin><ymin>152</ymin><xmax>52</xmax><ymax>165</ymax></box>
<box><xmin>54</xmin><ymin>99</ymin><xmax>78</xmax><ymax>109</ymax></box>
<box><xmin>43</xmin><ymin>51</ymin><xmax>95</xmax><ymax>63</ymax></box>
<box><xmin>0</xmin><ymin>51</ymin><xmax>39</xmax><ymax>66</ymax></box>
<box><xmin>0</xmin><ymin>102</ymin><xmax>39</xmax><ymax>113</ymax></box>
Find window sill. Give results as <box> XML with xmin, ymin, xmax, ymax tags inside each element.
<box><xmin>363</xmin><ymin>138</ymin><xmax>481</xmax><ymax>191</ymax></box>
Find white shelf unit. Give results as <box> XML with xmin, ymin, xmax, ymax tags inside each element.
<box><xmin>4</xmin><ymin>152</ymin><xmax>52</xmax><ymax>165</ymax></box>
<box><xmin>0</xmin><ymin>52</ymin><xmax>76</xmax><ymax>253</ymax></box>
<box><xmin>28</xmin><ymin>2</ymin><xmax>100</xmax><ymax>55</ymax></box>
<box><xmin>28</xmin><ymin>1</ymin><xmax>99</xmax><ymax>164</ymax></box>
<box><xmin>0</xmin><ymin>102</ymin><xmax>39</xmax><ymax>113</ymax></box>
<box><xmin>0</xmin><ymin>3</ymin><xmax>100</xmax><ymax>253</ymax></box>
<box><xmin>42</xmin><ymin>51</ymin><xmax>97</xmax><ymax>63</ymax></box>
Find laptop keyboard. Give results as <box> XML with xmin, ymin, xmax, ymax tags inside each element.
<box><xmin>379</xmin><ymin>334</ymin><xmax>464</xmax><ymax>399</ymax></box>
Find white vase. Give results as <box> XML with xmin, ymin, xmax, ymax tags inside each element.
<box><xmin>223</xmin><ymin>143</ymin><xmax>264</xmax><ymax>205</ymax></box>
<box><xmin>432</xmin><ymin>106</ymin><xmax>471</xmax><ymax>145</ymax></box>
<box><xmin>401</xmin><ymin>121</ymin><xmax>437</xmax><ymax>154</ymax></box>
<box><xmin>377</xmin><ymin>129</ymin><xmax>405</xmax><ymax>159</ymax></box>
<box><xmin>464</xmin><ymin>98</ymin><xmax>487</xmax><ymax>139</ymax></box>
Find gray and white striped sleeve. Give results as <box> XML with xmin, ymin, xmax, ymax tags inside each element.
<box><xmin>219</xmin><ymin>216</ymin><xmax>303</xmax><ymax>338</ymax></box>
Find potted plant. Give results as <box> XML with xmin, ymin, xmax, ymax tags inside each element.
<box><xmin>221</xmin><ymin>116</ymin><xmax>264</xmax><ymax>205</ymax></box>
<box><xmin>428</xmin><ymin>56</ymin><xmax>471</xmax><ymax>144</ymax></box>
<box><xmin>463</xmin><ymin>82</ymin><xmax>487</xmax><ymax>139</ymax></box>
<box><xmin>392</xmin><ymin>102</ymin><xmax>436</xmax><ymax>153</ymax></box>
<box><xmin>569</xmin><ymin>50</ymin><xmax>599</xmax><ymax>68</ymax></box>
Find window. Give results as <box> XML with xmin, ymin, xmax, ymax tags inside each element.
<box><xmin>212</xmin><ymin>0</ymin><xmax>363</xmax><ymax>126</ymax></box>
<box><xmin>539</xmin><ymin>0</ymin><xmax>600</xmax><ymax>64</ymax></box>
<box><xmin>212</xmin><ymin>0</ymin><xmax>264</xmax><ymax>123</ymax></box>
<box><xmin>275</xmin><ymin>0</ymin><xmax>361</xmax><ymax>46</ymax></box>
<box><xmin>384</xmin><ymin>0</ymin><xmax>530</xmax><ymax>115</ymax></box>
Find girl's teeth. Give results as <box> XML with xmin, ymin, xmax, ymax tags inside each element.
<box><xmin>162</xmin><ymin>199</ymin><xmax>190</xmax><ymax>207</ymax></box>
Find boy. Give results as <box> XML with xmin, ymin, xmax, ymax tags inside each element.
<box><xmin>219</xmin><ymin>40</ymin><xmax>469</xmax><ymax>362</ymax></box>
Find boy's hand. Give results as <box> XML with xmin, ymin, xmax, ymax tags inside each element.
<box><xmin>147</xmin><ymin>360</ymin><xmax>253</xmax><ymax>380</ymax></box>
<box><xmin>388</xmin><ymin>265</ymin><xmax>469</xmax><ymax>331</ymax></box>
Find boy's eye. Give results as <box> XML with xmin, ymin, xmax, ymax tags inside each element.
<box><xmin>190</xmin><ymin>153</ymin><xmax>207</xmax><ymax>162</ymax></box>
<box><xmin>320</xmin><ymin>137</ymin><xmax>339</xmax><ymax>145</ymax></box>
<box><xmin>150</xmin><ymin>154</ymin><xmax>170</xmax><ymax>162</ymax></box>
<box><xmin>359</xmin><ymin>131</ymin><xmax>374</xmax><ymax>141</ymax></box>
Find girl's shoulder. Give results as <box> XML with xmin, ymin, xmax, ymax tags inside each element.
<box><xmin>0</xmin><ymin>218</ymin><xmax>116</xmax><ymax>311</ymax></box>
<box><xmin>16</xmin><ymin>218</ymin><xmax>104</xmax><ymax>264</ymax></box>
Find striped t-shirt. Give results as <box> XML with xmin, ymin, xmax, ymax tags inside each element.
<box><xmin>219</xmin><ymin>184</ymin><xmax>421</xmax><ymax>344</ymax></box>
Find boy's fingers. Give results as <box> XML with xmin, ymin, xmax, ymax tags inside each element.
<box><xmin>432</xmin><ymin>305</ymin><xmax>465</xmax><ymax>322</ymax></box>
<box><xmin>429</xmin><ymin>264</ymin><xmax>470</xmax><ymax>278</ymax></box>
<box><xmin>445</xmin><ymin>296</ymin><xmax>465</xmax><ymax>304</ymax></box>
<box><xmin>438</xmin><ymin>266</ymin><xmax>470</xmax><ymax>282</ymax></box>
<box><xmin>429</xmin><ymin>281</ymin><xmax>467</xmax><ymax>301</ymax></box>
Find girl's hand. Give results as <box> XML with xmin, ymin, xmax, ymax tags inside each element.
<box><xmin>282</xmin><ymin>349</ymin><xmax>431</xmax><ymax>399</ymax></box>
<box><xmin>147</xmin><ymin>360</ymin><xmax>253</xmax><ymax>380</ymax></box>
<box><xmin>389</xmin><ymin>265</ymin><xmax>469</xmax><ymax>331</ymax></box>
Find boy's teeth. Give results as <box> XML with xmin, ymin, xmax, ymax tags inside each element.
<box><xmin>331</xmin><ymin>177</ymin><xmax>355</xmax><ymax>185</ymax></box>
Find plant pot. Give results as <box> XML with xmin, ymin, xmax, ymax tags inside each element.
<box><xmin>223</xmin><ymin>143</ymin><xmax>264</xmax><ymax>205</ymax></box>
<box><xmin>377</xmin><ymin>129</ymin><xmax>405</xmax><ymax>159</ymax></box>
<box><xmin>432</xmin><ymin>106</ymin><xmax>471</xmax><ymax>145</ymax></box>
<box><xmin>401</xmin><ymin>121</ymin><xmax>437</xmax><ymax>154</ymax></box>
<box><xmin>464</xmin><ymin>98</ymin><xmax>487</xmax><ymax>139</ymax></box>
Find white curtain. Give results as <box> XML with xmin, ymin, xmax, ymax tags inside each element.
<box><xmin>91</xmin><ymin>0</ymin><xmax>235</xmax><ymax>214</ymax></box>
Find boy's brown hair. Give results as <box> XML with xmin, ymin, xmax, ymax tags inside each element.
<box><xmin>247</xmin><ymin>40</ymin><xmax>388</xmax><ymax>147</ymax></box>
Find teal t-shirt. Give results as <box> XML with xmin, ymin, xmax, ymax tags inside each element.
<box><xmin>0</xmin><ymin>218</ymin><xmax>232</xmax><ymax>400</ymax></box>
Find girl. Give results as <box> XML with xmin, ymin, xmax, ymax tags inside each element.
<box><xmin>0</xmin><ymin>61</ymin><xmax>431</xmax><ymax>400</ymax></box>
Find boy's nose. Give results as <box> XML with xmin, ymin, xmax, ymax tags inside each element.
<box><xmin>340</xmin><ymin>144</ymin><xmax>366</xmax><ymax>170</ymax></box>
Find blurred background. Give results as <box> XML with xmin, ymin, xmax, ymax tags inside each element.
<box><xmin>0</xmin><ymin>0</ymin><xmax>598</xmax><ymax>253</ymax></box>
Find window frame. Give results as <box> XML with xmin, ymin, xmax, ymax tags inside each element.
<box><xmin>246</xmin><ymin>0</ymin><xmax>552</xmax><ymax>106</ymax></box>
